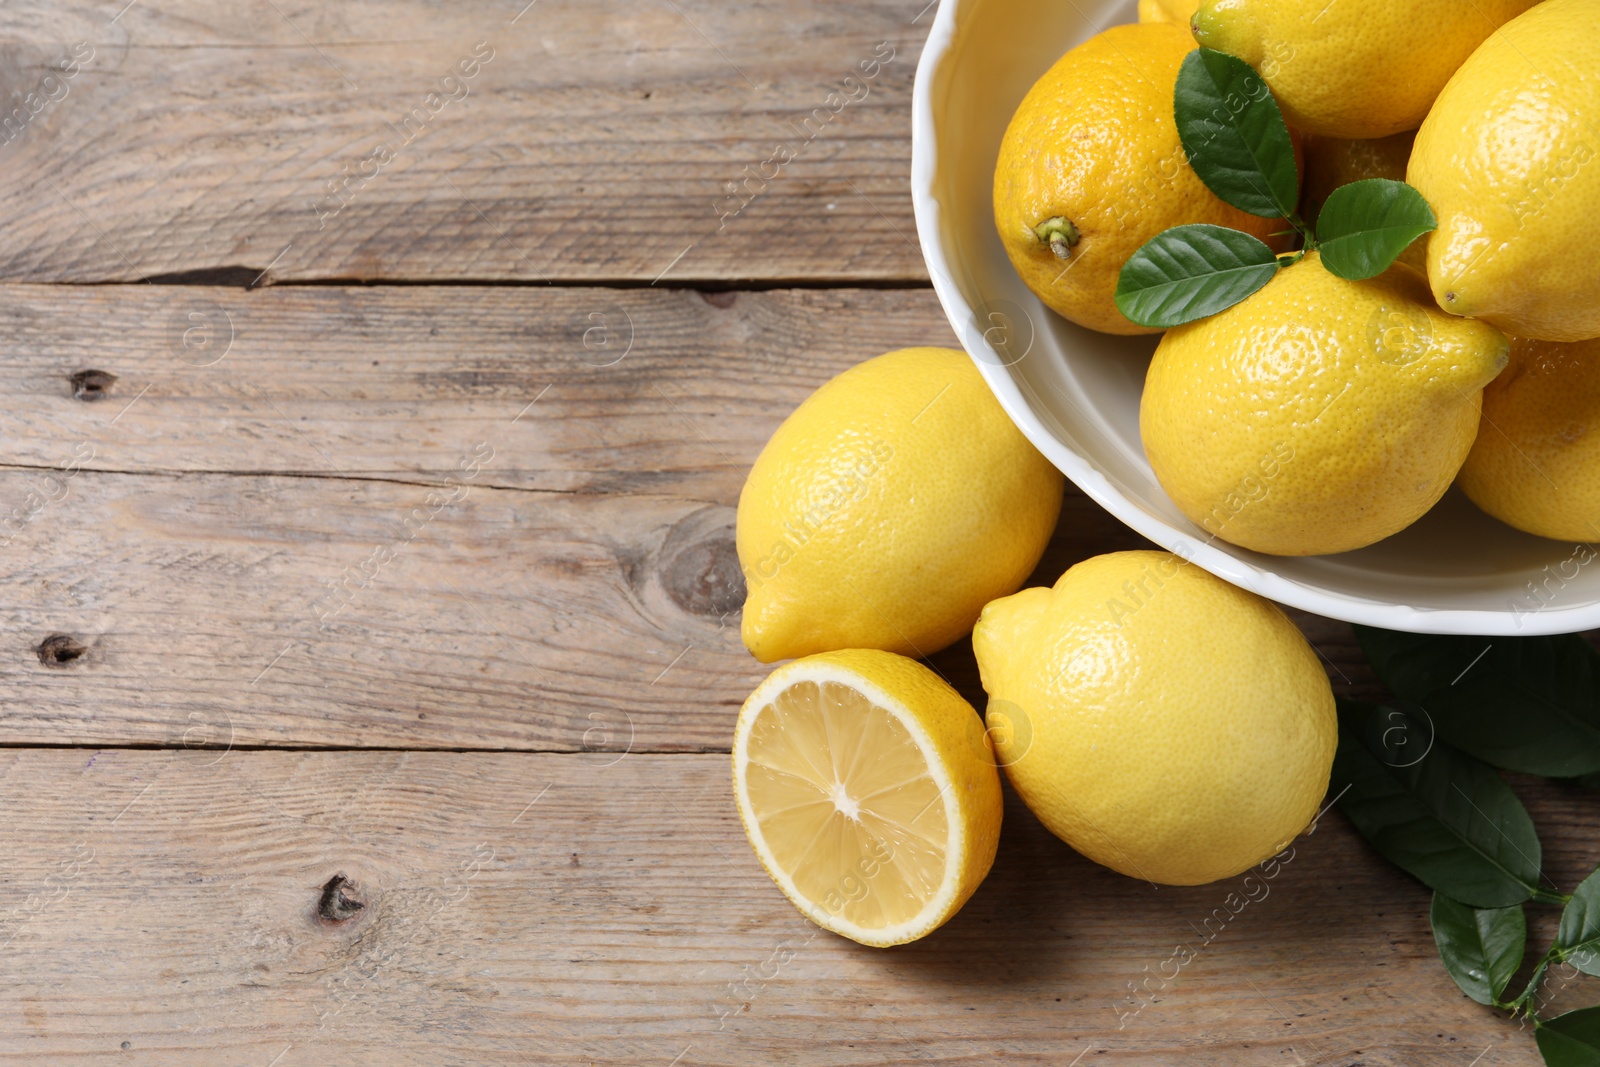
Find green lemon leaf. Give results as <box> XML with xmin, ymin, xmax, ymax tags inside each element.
<box><xmin>1537</xmin><ymin>1006</ymin><xmax>1600</xmax><ymax>1066</ymax></box>
<box><xmin>1333</xmin><ymin>700</ymin><xmax>1542</xmax><ymax>908</ymax></box>
<box><xmin>1173</xmin><ymin>48</ymin><xmax>1298</xmax><ymax>219</ymax></box>
<box><xmin>1316</xmin><ymin>179</ymin><xmax>1438</xmax><ymax>280</ymax></box>
<box><xmin>1353</xmin><ymin>627</ymin><xmax>1600</xmax><ymax>778</ymax></box>
<box><xmin>1429</xmin><ymin>893</ymin><xmax>1526</xmax><ymax>1005</ymax></box>
<box><xmin>1557</xmin><ymin>867</ymin><xmax>1600</xmax><ymax>977</ymax></box>
<box><xmin>1114</xmin><ymin>224</ymin><xmax>1279</xmax><ymax>328</ymax></box>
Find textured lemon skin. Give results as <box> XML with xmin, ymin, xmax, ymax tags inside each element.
<box><xmin>1194</xmin><ymin>0</ymin><xmax>1539</xmax><ymax>139</ymax></box>
<box><xmin>1138</xmin><ymin>0</ymin><xmax>1200</xmax><ymax>23</ymax></box>
<box><xmin>1141</xmin><ymin>255</ymin><xmax>1509</xmax><ymax>556</ymax></box>
<box><xmin>737</xmin><ymin>348</ymin><xmax>1064</xmax><ymax>663</ymax></box>
<box><xmin>973</xmin><ymin>551</ymin><xmax>1336</xmax><ymax>886</ymax></box>
<box><xmin>731</xmin><ymin>649</ymin><xmax>1004</xmax><ymax>946</ymax></box>
<box><xmin>993</xmin><ymin>23</ymin><xmax>1284</xmax><ymax>336</ymax></box>
<box><xmin>1458</xmin><ymin>337</ymin><xmax>1600</xmax><ymax>542</ymax></box>
<box><xmin>1409</xmin><ymin>0</ymin><xmax>1600</xmax><ymax>343</ymax></box>
<box><xmin>1301</xmin><ymin>131</ymin><xmax>1426</xmax><ymax>273</ymax></box>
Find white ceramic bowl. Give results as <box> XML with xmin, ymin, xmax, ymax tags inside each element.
<box><xmin>911</xmin><ymin>0</ymin><xmax>1600</xmax><ymax>636</ymax></box>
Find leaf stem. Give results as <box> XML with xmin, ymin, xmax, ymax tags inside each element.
<box><xmin>1531</xmin><ymin>887</ymin><xmax>1572</xmax><ymax>907</ymax></box>
<box><xmin>1286</xmin><ymin>211</ymin><xmax>1316</xmax><ymax>251</ymax></box>
<box><xmin>1506</xmin><ymin>946</ymin><xmax>1561</xmax><ymax>1016</ymax></box>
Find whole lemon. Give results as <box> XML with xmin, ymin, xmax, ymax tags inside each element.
<box><xmin>1302</xmin><ymin>132</ymin><xmax>1416</xmax><ymax>223</ymax></box>
<box><xmin>1141</xmin><ymin>254</ymin><xmax>1509</xmax><ymax>556</ymax></box>
<box><xmin>1458</xmin><ymin>337</ymin><xmax>1600</xmax><ymax>542</ymax></box>
<box><xmin>973</xmin><ymin>550</ymin><xmax>1337</xmax><ymax>886</ymax></box>
<box><xmin>737</xmin><ymin>347</ymin><xmax>1064</xmax><ymax>663</ymax></box>
<box><xmin>993</xmin><ymin>23</ymin><xmax>1284</xmax><ymax>336</ymax></box>
<box><xmin>1138</xmin><ymin>0</ymin><xmax>1200</xmax><ymax>23</ymax></box>
<box><xmin>1192</xmin><ymin>0</ymin><xmax>1539</xmax><ymax>139</ymax></box>
<box><xmin>1409</xmin><ymin>0</ymin><xmax>1600</xmax><ymax>343</ymax></box>
<box><xmin>1301</xmin><ymin>131</ymin><xmax>1425</xmax><ymax>272</ymax></box>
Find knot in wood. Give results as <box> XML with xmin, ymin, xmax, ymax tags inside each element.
<box><xmin>37</xmin><ymin>634</ymin><xmax>88</xmax><ymax>668</ymax></box>
<box><xmin>317</xmin><ymin>874</ymin><xmax>366</xmax><ymax>924</ymax></box>
<box><xmin>659</xmin><ymin>507</ymin><xmax>744</xmax><ymax>619</ymax></box>
<box><xmin>70</xmin><ymin>369</ymin><xmax>117</xmax><ymax>401</ymax></box>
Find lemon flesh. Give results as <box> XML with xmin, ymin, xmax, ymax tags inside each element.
<box><xmin>973</xmin><ymin>551</ymin><xmax>1337</xmax><ymax>886</ymax></box>
<box><xmin>1409</xmin><ymin>0</ymin><xmax>1600</xmax><ymax>343</ymax></box>
<box><xmin>732</xmin><ymin>649</ymin><xmax>1003</xmax><ymax>947</ymax></box>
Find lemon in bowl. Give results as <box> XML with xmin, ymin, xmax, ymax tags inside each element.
<box><xmin>1141</xmin><ymin>255</ymin><xmax>1507</xmax><ymax>557</ymax></box>
<box><xmin>911</xmin><ymin>0</ymin><xmax>1600</xmax><ymax>634</ymax></box>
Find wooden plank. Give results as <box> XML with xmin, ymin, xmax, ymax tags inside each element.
<box><xmin>1</xmin><ymin>749</ymin><xmax>1591</xmax><ymax>1064</ymax></box>
<box><xmin>0</xmin><ymin>467</ymin><xmax>753</xmax><ymax>751</ymax></box>
<box><xmin>0</xmin><ymin>285</ymin><xmax>954</xmax><ymax>499</ymax></box>
<box><xmin>0</xmin><ymin>0</ymin><xmax>927</xmax><ymax>284</ymax></box>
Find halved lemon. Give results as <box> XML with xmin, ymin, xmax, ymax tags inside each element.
<box><xmin>731</xmin><ymin>649</ymin><xmax>1004</xmax><ymax>947</ymax></box>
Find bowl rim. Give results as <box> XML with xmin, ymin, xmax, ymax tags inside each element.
<box><xmin>909</xmin><ymin>0</ymin><xmax>1600</xmax><ymax>637</ymax></box>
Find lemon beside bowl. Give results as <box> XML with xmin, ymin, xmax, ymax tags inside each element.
<box><xmin>910</xmin><ymin>0</ymin><xmax>1600</xmax><ymax>636</ymax></box>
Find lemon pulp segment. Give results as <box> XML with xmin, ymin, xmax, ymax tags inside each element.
<box><xmin>740</xmin><ymin>679</ymin><xmax>950</xmax><ymax>933</ymax></box>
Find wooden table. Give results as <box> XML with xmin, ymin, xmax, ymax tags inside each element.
<box><xmin>1</xmin><ymin>2</ymin><xmax>1593</xmax><ymax>1063</ymax></box>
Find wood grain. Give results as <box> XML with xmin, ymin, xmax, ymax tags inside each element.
<box><xmin>1</xmin><ymin>749</ymin><xmax>1593</xmax><ymax>1065</ymax></box>
<box><xmin>0</xmin><ymin>459</ymin><xmax>1388</xmax><ymax>753</ymax></box>
<box><xmin>0</xmin><ymin>284</ymin><xmax>955</xmax><ymax>499</ymax></box>
<box><xmin>0</xmin><ymin>466</ymin><xmax>749</xmax><ymax>751</ymax></box>
<box><xmin>0</xmin><ymin>0</ymin><xmax>928</xmax><ymax>284</ymax></box>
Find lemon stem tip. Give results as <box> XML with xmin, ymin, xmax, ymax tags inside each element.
<box><xmin>1034</xmin><ymin>217</ymin><xmax>1080</xmax><ymax>260</ymax></box>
